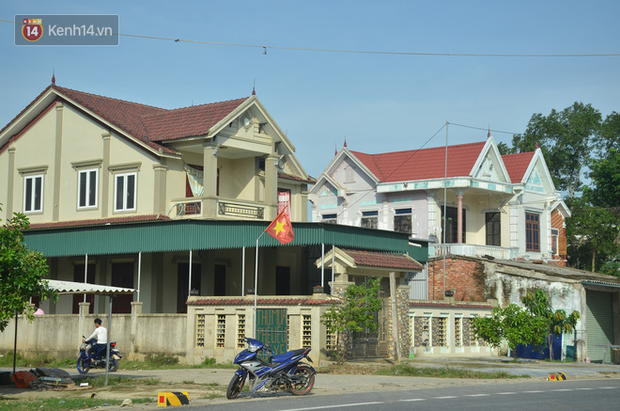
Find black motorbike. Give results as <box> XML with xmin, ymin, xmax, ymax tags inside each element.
<box><xmin>77</xmin><ymin>336</ymin><xmax>122</xmax><ymax>374</ymax></box>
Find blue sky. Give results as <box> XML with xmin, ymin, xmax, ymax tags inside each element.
<box><xmin>1</xmin><ymin>1</ymin><xmax>619</xmax><ymax>179</ymax></box>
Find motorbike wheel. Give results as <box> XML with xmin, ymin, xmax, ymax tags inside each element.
<box><xmin>226</xmin><ymin>375</ymin><xmax>245</xmax><ymax>400</ymax></box>
<box><xmin>289</xmin><ymin>365</ymin><xmax>315</xmax><ymax>396</ymax></box>
<box><xmin>77</xmin><ymin>357</ymin><xmax>90</xmax><ymax>374</ymax></box>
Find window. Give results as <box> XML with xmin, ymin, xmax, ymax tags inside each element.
<box><xmin>394</xmin><ymin>208</ymin><xmax>412</xmax><ymax>234</ymax></box>
<box><xmin>24</xmin><ymin>174</ymin><xmax>43</xmax><ymax>213</ymax></box>
<box><xmin>551</xmin><ymin>228</ymin><xmax>559</xmax><ymax>256</ymax></box>
<box><xmin>78</xmin><ymin>169</ymin><xmax>98</xmax><ymax>209</ymax></box>
<box><xmin>322</xmin><ymin>213</ymin><xmax>337</xmax><ymax>224</ymax></box>
<box><xmin>361</xmin><ymin>210</ymin><xmax>378</xmax><ymax>229</ymax></box>
<box><xmin>526</xmin><ymin>212</ymin><xmax>540</xmax><ymax>251</ymax></box>
<box><xmin>114</xmin><ymin>172</ymin><xmax>136</xmax><ymax>212</ymax></box>
<box><xmin>485</xmin><ymin>212</ymin><xmax>501</xmax><ymax>246</ymax></box>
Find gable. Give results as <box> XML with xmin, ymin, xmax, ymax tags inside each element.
<box><xmin>471</xmin><ymin>139</ymin><xmax>510</xmax><ymax>183</ymax></box>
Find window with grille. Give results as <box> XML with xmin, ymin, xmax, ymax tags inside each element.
<box><xmin>237</xmin><ymin>314</ymin><xmax>246</xmax><ymax>348</ymax></box>
<box><xmin>322</xmin><ymin>213</ymin><xmax>337</xmax><ymax>224</ymax></box>
<box><xmin>361</xmin><ymin>210</ymin><xmax>378</xmax><ymax>229</ymax></box>
<box><xmin>394</xmin><ymin>208</ymin><xmax>412</xmax><ymax>234</ymax></box>
<box><xmin>454</xmin><ymin>317</ymin><xmax>462</xmax><ymax>347</ymax></box>
<box><xmin>432</xmin><ymin>317</ymin><xmax>447</xmax><ymax>347</ymax></box>
<box><xmin>302</xmin><ymin>315</ymin><xmax>312</xmax><ymax>347</ymax></box>
<box><xmin>414</xmin><ymin>317</ymin><xmax>430</xmax><ymax>347</ymax></box>
<box><xmin>196</xmin><ymin>314</ymin><xmax>206</xmax><ymax>347</ymax></box>
<box><xmin>216</xmin><ymin>314</ymin><xmax>226</xmax><ymax>348</ymax></box>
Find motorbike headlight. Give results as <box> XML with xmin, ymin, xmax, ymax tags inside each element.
<box><xmin>248</xmin><ymin>342</ymin><xmax>260</xmax><ymax>353</ymax></box>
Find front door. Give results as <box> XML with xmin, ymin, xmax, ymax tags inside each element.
<box><xmin>177</xmin><ymin>262</ymin><xmax>201</xmax><ymax>313</ymax></box>
<box><xmin>111</xmin><ymin>262</ymin><xmax>134</xmax><ymax>314</ymax></box>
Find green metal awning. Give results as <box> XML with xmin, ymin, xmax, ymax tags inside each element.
<box><xmin>24</xmin><ymin>219</ymin><xmax>428</xmax><ymax>262</ymax></box>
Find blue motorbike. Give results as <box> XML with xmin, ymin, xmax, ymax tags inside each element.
<box><xmin>77</xmin><ymin>336</ymin><xmax>122</xmax><ymax>374</ymax></box>
<box><xmin>226</xmin><ymin>337</ymin><xmax>316</xmax><ymax>399</ymax></box>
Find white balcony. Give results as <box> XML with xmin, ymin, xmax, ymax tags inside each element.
<box><xmin>167</xmin><ymin>198</ymin><xmax>266</xmax><ymax>220</ymax></box>
<box><xmin>429</xmin><ymin>243</ymin><xmax>519</xmax><ymax>260</ymax></box>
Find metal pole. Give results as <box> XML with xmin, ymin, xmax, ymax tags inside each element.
<box><xmin>188</xmin><ymin>250</ymin><xmax>193</xmax><ymax>297</ymax></box>
<box><xmin>443</xmin><ymin>122</ymin><xmax>449</xmax><ymax>298</ymax></box>
<box><xmin>105</xmin><ymin>295</ymin><xmax>113</xmax><ymax>386</ymax></box>
<box><xmin>83</xmin><ymin>254</ymin><xmax>88</xmax><ymax>303</ymax></box>
<box><xmin>321</xmin><ymin>243</ymin><xmax>325</xmax><ymax>288</ymax></box>
<box><xmin>331</xmin><ymin>244</ymin><xmax>335</xmax><ymax>295</ymax></box>
<box><xmin>254</xmin><ymin>238</ymin><xmax>259</xmax><ymax>338</ymax></box>
<box><xmin>241</xmin><ymin>247</ymin><xmax>246</xmax><ymax>297</ymax></box>
<box><xmin>137</xmin><ymin>252</ymin><xmax>142</xmax><ymax>302</ymax></box>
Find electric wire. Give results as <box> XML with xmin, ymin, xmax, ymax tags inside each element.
<box><xmin>2</xmin><ymin>18</ymin><xmax>619</xmax><ymax>58</ymax></box>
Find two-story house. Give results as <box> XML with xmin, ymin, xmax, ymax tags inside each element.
<box><xmin>309</xmin><ymin>135</ymin><xmax>569</xmax><ymax>268</ymax></box>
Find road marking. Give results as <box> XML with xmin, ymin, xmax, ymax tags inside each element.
<box><xmin>281</xmin><ymin>402</ymin><xmax>384</xmax><ymax>411</ymax></box>
<box><xmin>575</xmin><ymin>388</ymin><xmax>594</xmax><ymax>391</ymax></box>
<box><xmin>598</xmin><ymin>387</ymin><xmax>616</xmax><ymax>390</ymax></box>
<box><xmin>435</xmin><ymin>396</ymin><xmax>458</xmax><ymax>399</ymax></box>
<box><xmin>466</xmin><ymin>394</ymin><xmax>490</xmax><ymax>397</ymax></box>
<box><xmin>497</xmin><ymin>392</ymin><xmax>517</xmax><ymax>395</ymax></box>
<box><xmin>523</xmin><ymin>391</ymin><xmax>544</xmax><ymax>393</ymax></box>
<box><xmin>399</xmin><ymin>398</ymin><xmax>425</xmax><ymax>402</ymax></box>
<box><xmin>552</xmin><ymin>389</ymin><xmax>572</xmax><ymax>392</ymax></box>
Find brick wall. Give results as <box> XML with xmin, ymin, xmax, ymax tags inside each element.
<box><xmin>427</xmin><ymin>258</ymin><xmax>486</xmax><ymax>302</ymax></box>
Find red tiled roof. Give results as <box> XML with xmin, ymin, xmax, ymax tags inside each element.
<box><xmin>502</xmin><ymin>151</ymin><xmax>535</xmax><ymax>183</ymax></box>
<box><xmin>279</xmin><ymin>172</ymin><xmax>316</xmax><ymax>184</ymax></box>
<box><xmin>409</xmin><ymin>301</ymin><xmax>493</xmax><ymax>309</ymax></box>
<box><xmin>28</xmin><ymin>214</ymin><xmax>170</xmax><ymax>230</ymax></box>
<box><xmin>52</xmin><ymin>85</ymin><xmax>249</xmax><ymax>151</ymax></box>
<box><xmin>350</xmin><ymin>141</ymin><xmax>486</xmax><ymax>183</ymax></box>
<box><xmin>341</xmin><ymin>248</ymin><xmax>423</xmax><ymax>270</ymax></box>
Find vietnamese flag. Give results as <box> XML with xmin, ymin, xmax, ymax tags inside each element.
<box><xmin>265</xmin><ymin>208</ymin><xmax>294</xmax><ymax>245</ymax></box>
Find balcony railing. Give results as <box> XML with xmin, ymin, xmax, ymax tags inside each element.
<box><xmin>429</xmin><ymin>243</ymin><xmax>519</xmax><ymax>260</ymax></box>
<box><xmin>168</xmin><ymin>198</ymin><xmax>266</xmax><ymax>220</ymax></box>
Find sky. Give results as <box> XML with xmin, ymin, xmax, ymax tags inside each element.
<box><xmin>1</xmin><ymin>1</ymin><xmax>619</xmax><ymax>179</ymax></box>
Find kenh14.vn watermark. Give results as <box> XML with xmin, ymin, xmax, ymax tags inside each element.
<box><xmin>15</xmin><ymin>15</ymin><xmax>118</xmax><ymax>45</ymax></box>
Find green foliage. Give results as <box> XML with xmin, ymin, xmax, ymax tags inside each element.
<box><xmin>521</xmin><ymin>290</ymin><xmax>580</xmax><ymax>360</ymax></box>
<box><xmin>0</xmin><ymin>207</ymin><xmax>58</xmax><ymax>332</ymax></box>
<box><xmin>144</xmin><ymin>353</ymin><xmax>179</xmax><ymax>366</ymax></box>
<box><xmin>321</xmin><ymin>278</ymin><xmax>383</xmax><ymax>364</ymax></box>
<box><xmin>472</xmin><ymin>304</ymin><xmax>548</xmax><ymax>360</ymax></box>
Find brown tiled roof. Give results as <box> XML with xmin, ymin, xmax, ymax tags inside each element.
<box><xmin>502</xmin><ymin>151</ymin><xmax>535</xmax><ymax>183</ymax></box>
<box><xmin>28</xmin><ymin>214</ymin><xmax>170</xmax><ymax>230</ymax></box>
<box><xmin>351</xmin><ymin>141</ymin><xmax>486</xmax><ymax>183</ymax></box>
<box><xmin>409</xmin><ymin>301</ymin><xmax>493</xmax><ymax>309</ymax></box>
<box><xmin>51</xmin><ymin>85</ymin><xmax>249</xmax><ymax>153</ymax></box>
<box><xmin>279</xmin><ymin>172</ymin><xmax>316</xmax><ymax>184</ymax></box>
<box><xmin>341</xmin><ymin>248</ymin><xmax>423</xmax><ymax>270</ymax></box>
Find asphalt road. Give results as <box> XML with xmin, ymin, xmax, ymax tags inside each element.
<box><xmin>182</xmin><ymin>379</ymin><xmax>620</xmax><ymax>411</ymax></box>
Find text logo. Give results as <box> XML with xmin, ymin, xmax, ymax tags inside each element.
<box><xmin>15</xmin><ymin>15</ymin><xmax>119</xmax><ymax>46</ymax></box>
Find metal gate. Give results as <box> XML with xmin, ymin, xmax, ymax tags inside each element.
<box><xmin>586</xmin><ymin>290</ymin><xmax>614</xmax><ymax>363</ymax></box>
<box><xmin>256</xmin><ymin>308</ymin><xmax>287</xmax><ymax>355</ymax></box>
<box><xmin>350</xmin><ymin>293</ymin><xmax>388</xmax><ymax>358</ymax></box>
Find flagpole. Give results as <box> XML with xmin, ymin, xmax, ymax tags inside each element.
<box><xmin>254</xmin><ymin>231</ymin><xmax>265</xmax><ymax>339</ymax></box>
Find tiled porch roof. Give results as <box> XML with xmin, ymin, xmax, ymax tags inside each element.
<box><xmin>28</xmin><ymin>214</ymin><xmax>170</xmax><ymax>230</ymax></box>
<box><xmin>341</xmin><ymin>248</ymin><xmax>423</xmax><ymax>270</ymax></box>
<box><xmin>187</xmin><ymin>297</ymin><xmax>337</xmax><ymax>306</ymax></box>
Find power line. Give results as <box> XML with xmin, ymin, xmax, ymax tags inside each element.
<box><xmin>449</xmin><ymin>122</ymin><xmax>520</xmax><ymax>136</ymax></box>
<box><xmin>2</xmin><ymin>18</ymin><xmax>620</xmax><ymax>58</ymax></box>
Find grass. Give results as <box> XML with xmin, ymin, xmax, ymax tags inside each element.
<box><xmin>374</xmin><ymin>364</ymin><xmax>530</xmax><ymax>379</ymax></box>
<box><xmin>0</xmin><ymin>397</ymin><xmax>153</xmax><ymax>411</ymax></box>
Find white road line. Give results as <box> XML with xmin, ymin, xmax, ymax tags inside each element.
<box><xmin>598</xmin><ymin>387</ymin><xmax>617</xmax><ymax>390</ymax></box>
<box><xmin>466</xmin><ymin>394</ymin><xmax>491</xmax><ymax>397</ymax></box>
<box><xmin>575</xmin><ymin>388</ymin><xmax>594</xmax><ymax>391</ymax></box>
<box><xmin>280</xmin><ymin>402</ymin><xmax>384</xmax><ymax>411</ymax></box>
<box><xmin>435</xmin><ymin>396</ymin><xmax>458</xmax><ymax>399</ymax></box>
<box><xmin>523</xmin><ymin>390</ymin><xmax>544</xmax><ymax>393</ymax></box>
<box><xmin>552</xmin><ymin>389</ymin><xmax>572</xmax><ymax>392</ymax></box>
<box><xmin>399</xmin><ymin>398</ymin><xmax>426</xmax><ymax>402</ymax></box>
<box><xmin>497</xmin><ymin>392</ymin><xmax>517</xmax><ymax>395</ymax></box>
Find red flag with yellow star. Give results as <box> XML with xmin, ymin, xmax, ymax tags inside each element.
<box><xmin>264</xmin><ymin>208</ymin><xmax>294</xmax><ymax>245</ymax></box>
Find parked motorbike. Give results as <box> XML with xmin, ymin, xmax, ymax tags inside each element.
<box><xmin>77</xmin><ymin>336</ymin><xmax>122</xmax><ymax>374</ymax></box>
<box><xmin>226</xmin><ymin>337</ymin><xmax>316</xmax><ymax>399</ymax></box>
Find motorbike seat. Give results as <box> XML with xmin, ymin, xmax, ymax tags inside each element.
<box><xmin>271</xmin><ymin>349</ymin><xmax>306</xmax><ymax>364</ymax></box>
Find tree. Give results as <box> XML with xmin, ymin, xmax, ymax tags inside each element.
<box><xmin>521</xmin><ymin>290</ymin><xmax>580</xmax><ymax>361</ymax></box>
<box><xmin>321</xmin><ymin>277</ymin><xmax>383</xmax><ymax>364</ymax></box>
<box><xmin>472</xmin><ymin>304</ymin><xmax>548</xmax><ymax>360</ymax></box>
<box><xmin>511</xmin><ymin>102</ymin><xmax>602</xmax><ymax>200</ymax></box>
<box><xmin>0</xmin><ymin>205</ymin><xmax>57</xmax><ymax>332</ymax></box>
<box><xmin>567</xmin><ymin>150</ymin><xmax>620</xmax><ymax>273</ymax></box>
